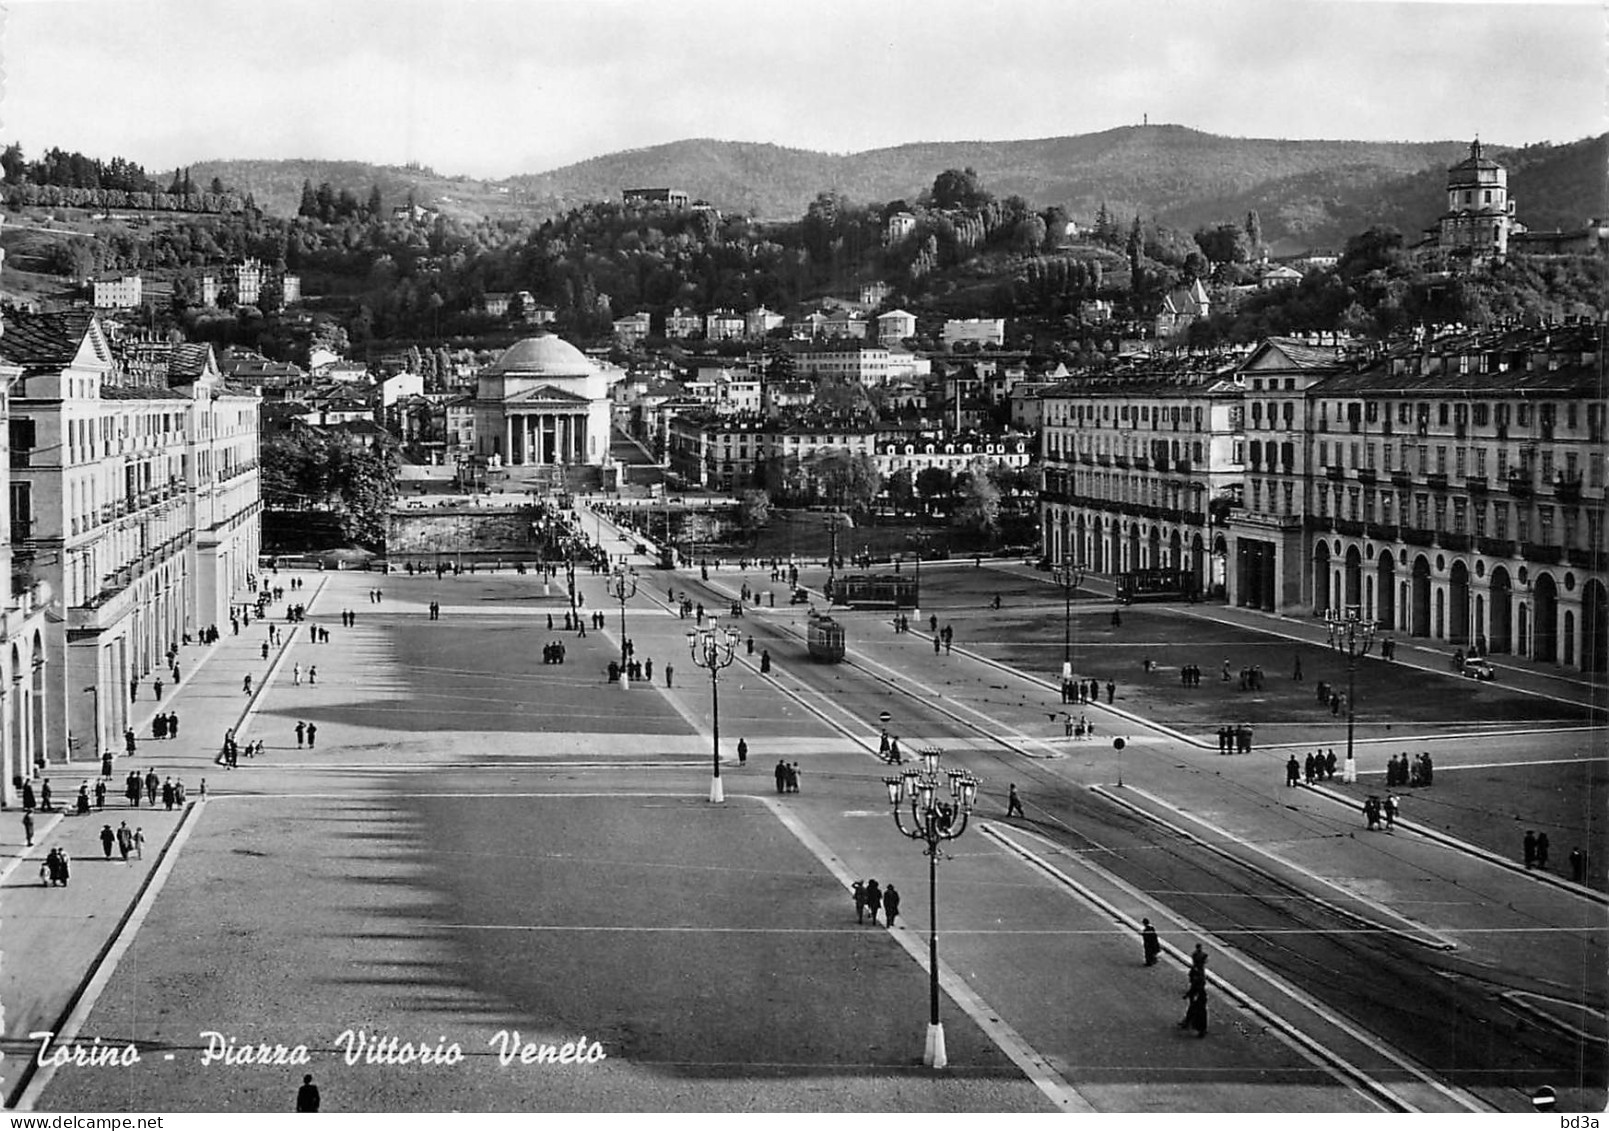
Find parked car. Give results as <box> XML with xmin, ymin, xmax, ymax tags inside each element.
<box><xmin>1459</xmin><ymin>656</ymin><xmax>1496</xmax><ymax>681</ymax></box>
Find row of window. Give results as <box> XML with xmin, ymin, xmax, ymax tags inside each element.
<box><xmin>1045</xmin><ymin>403</ymin><xmax>1207</xmax><ymax>430</ymax></box>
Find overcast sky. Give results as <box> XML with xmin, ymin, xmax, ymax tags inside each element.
<box><xmin>2</xmin><ymin>0</ymin><xmax>1602</xmax><ymax>178</ymax></box>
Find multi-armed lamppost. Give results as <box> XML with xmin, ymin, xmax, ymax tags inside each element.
<box><xmin>609</xmin><ymin>565</ymin><xmax>639</xmax><ymax>689</ymax></box>
<box><xmin>1325</xmin><ymin>610</ymin><xmax>1377</xmax><ymax>770</ymax></box>
<box><xmin>687</xmin><ymin>617</ymin><xmax>742</xmax><ymax>803</ymax></box>
<box><xmin>884</xmin><ymin>747</ymin><xmax>981</xmax><ymax>1070</ymax></box>
<box><xmin>1053</xmin><ymin>561</ymin><xmax>1086</xmax><ymax>682</ymax></box>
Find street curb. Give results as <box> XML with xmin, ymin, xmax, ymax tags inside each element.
<box><xmin>1088</xmin><ymin>783</ymin><xmax>1458</xmax><ymax>952</ymax></box>
<box><xmin>1302</xmin><ymin>781</ymin><xmax>1609</xmax><ymax>906</ymax></box>
<box><xmin>980</xmin><ymin>822</ymin><xmax>1491</xmax><ymax>1114</ymax></box>
<box><xmin>7</xmin><ymin>799</ymin><xmax>202</xmax><ymax>1109</ymax></box>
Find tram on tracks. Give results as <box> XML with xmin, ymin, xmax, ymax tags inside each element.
<box><xmin>829</xmin><ymin>572</ymin><xmax>919</xmax><ymax>609</ymax></box>
<box><xmin>806</xmin><ymin>611</ymin><xmax>846</xmax><ymax>663</ymax></box>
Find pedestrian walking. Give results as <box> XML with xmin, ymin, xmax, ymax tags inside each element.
<box><xmin>665</xmin><ymin>664</ymin><xmax>674</xmax><ymax>687</ymax></box>
<box><xmin>864</xmin><ymin>879</ymin><xmax>882</xmax><ymax>926</ymax></box>
<box><xmin>1286</xmin><ymin>755</ymin><xmax>1300</xmax><ymax>787</ymax></box>
<box><xmin>95</xmin><ymin>779</ymin><xmax>106</xmax><ymax>809</ymax></box>
<box><xmin>1293</xmin><ymin>654</ymin><xmax>1303</xmax><ymax>681</ymax></box>
<box><xmin>40</xmin><ymin>779</ymin><xmax>54</xmax><ymax>811</ymax></box>
<box><xmin>243</xmin><ymin>673</ymin><xmax>253</xmax><ymax>695</ymax></box>
<box><xmin>306</xmin><ymin>723</ymin><xmax>317</xmax><ymax>750</ymax></box>
<box><xmin>309</xmin><ymin>666</ymin><xmax>316</xmax><ymax>685</ymax></box>
<box><xmin>1106</xmin><ymin>680</ymin><xmax>1115</xmax><ymax>704</ymax></box>
<box><xmin>296</xmin><ymin>1074</ymin><xmax>321</xmax><ymax>1113</ymax></box>
<box><xmin>1141</xmin><ymin>919</ymin><xmax>1161</xmax><ymax>966</ymax></box>
<box><xmin>162</xmin><ymin>778</ymin><xmax>175</xmax><ymax>811</ymax></box>
<box><xmin>134</xmin><ymin>828</ymin><xmax>145</xmax><ymax>859</ymax></box>
<box><xmin>736</xmin><ymin>738</ymin><xmax>748</xmax><ymax>765</ymax></box>
<box><xmin>883</xmin><ymin>884</ymin><xmax>900</xmax><ymax>927</ymax></box>
<box><xmin>1570</xmin><ymin>847</ymin><xmax>1585</xmax><ymax>883</ymax></box>
<box><xmin>774</xmin><ymin>760</ymin><xmax>787</xmax><ymax>793</ymax></box>
<box><xmin>292</xmin><ymin>663</ymin><xmax>301</xmax><ymax>686</ymax></box>
<box><xmin>296</xmin><ymin>721</ymin><xmax>306</xmax><ymax>748</ymax></box>
<box><xmin>1180</xmin><ymin>969</ymin><xmax>1208</xmax><ymax>1037</ymax></box>
<box><xmin>852</xmin><ymin>880</ymin><xmax>866</xmax><ymax>923</ymax></box>
<box><xmin>100</xmin><ymin>823</ymin><xmax>116</xmax><ymax>859</ymax></box>
<box><xmin>21</xmin><ymin>810</ymin><xmax>34</xmax><ymax>846</ymax></box>
<box><xmin>1523</xmin><ymin>829</ymin><xmax>1537</xmax><ymax>868</ymax></box>
<box><xmin>117</xmin><ymin>822</ymin><xmax>132</xmax><ymax>862</ymax></box>
<box><xmin>145</xmin><ymin>770</ymin><xmax>159</xmax><ymax>806</ymax></box>
<box><xmin>1006</xmin><ymin>784</ymin><xmax>1025</xmax><ymax>818</ymax></box>
<box><xmin>789</xmin><ymin>762</ymin><xmax>801</xmax><ymax>793</ymax></box>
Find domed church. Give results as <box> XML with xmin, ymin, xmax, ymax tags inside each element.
<box><xmin>471</xmin><ymin>333</ymin><xmax>614</xmax><ymax>467</ymax></box>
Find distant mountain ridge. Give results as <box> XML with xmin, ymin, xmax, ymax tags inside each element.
<box><xmin>193</xmin><ymin>125</ymin><xmax>1608</xmax><ymax>254</ymax></box>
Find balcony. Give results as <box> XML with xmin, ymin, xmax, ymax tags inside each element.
<box><xmin>1506</xmin><ymin>471</ymin><xmax>1533</xmax><ymax>497</ymax></box>
<box><xmin>1521</xmin><ymin>541</ymin><xmax>1563</xmax><ymax>564</ymax></box>
<box><xmin>1113</xmin><ymin>456</ymin><xmax>1130</xmax><ymax>468</ymax></box>
<box><xmin>1566</xmin><ymin>548</ymin><xmax>1606</xmax><ymax>571</ymax></box>
<box><xmin>1305</xmin><ymin>515</ymin><xmax>1333</xmax><ymax>532</ymax></box>
<box><xmin>1356</xmin><ymin>468</ymin><xmax>1378</xmax><ymax>484</ymax></box>
<box><xmin>1466</xmin><ymin>475</ymin><xmax>1488</xmax><ymax>493</ymax></box>
<box><xmin>1426</xmin><ymin>472</ymin><xmax>1449</xmax><ymax>490</ymax></box>
<box><xmin>1096</xmin><ymin>455</ymin><xmax>1111</xmax><ymax>467</ymax></box>
<box><xmin>1077</xmin><ymin>452</ymin><xmax>1094</xmax><ymax>465</ymax></box>
<box><xmin>1325</xmin><ymin>466</ymin><xmax>1344</xmax><ymax>481</ymax></box>
<box><xmin>1401</xmin><ymin>526</ymin><xmax>1435</xmax><ymax>547</ymax></box>
<box><xmin>10</xmin><ymin>449</ymin><xmax>32</xmax><ymax>469</ymax></box>
<box><xmin>1554</xmin><ymin>473</ymin><xmax>1583</xmax><ymax>502</ymax></box>
<box><xmin>10</xmin><ymin>520</ymin><xmax>33</xmax><ymax>544</ymax></box>
<box><xmin>1477</xmin><ymin>536</ymin><xmax>1514</xmax><ymax>557</ymax></box>
<box><xmin>1174</xmin><ymin>460</ymin><xmax>1192</xmax><ymax>475</ymax></box>
<box><xmin>1390</xmin><ymin>471</ymin><xmax>1412</xmax><ymax>487</ymax></box>
<box><xmin>1335</xmin><ymin>518</ymin><xmax>1366</xmax><ymax>537</ymax></box>
<box><xmin>1438</xmin><ymin>532</ymin><xmax>1471</xmax><ymax>551</ymax></box>
<box><xmin>1132</xmin><ymin>456</ymin><xmax>1150</xmax><ymax>470</ymax></box>
<box><xmin>1366</xmin><ymin>522</ymin><xmax>1399</xmax><ymax>542</ymax></box>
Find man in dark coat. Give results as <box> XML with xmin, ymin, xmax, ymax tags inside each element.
<box><xmin>1286</xmin><ymin>755</ymin><xmax>1300</xmax><ymax>787</ymax></box>
<box><xmin>100</xmin><ymin>824</ymin><xmax>116</xmax><ymax>859</ymax></box>
<box><xmin>883</xmin><ymin>884</ymin><xmax>900</xmax><ymax>927</ymax></box>
<box><xmin>1523</xmin><ymin>829</ymin><xmax>1537</xmax><ymax>868</ymax></box>
<box><xmin>863</xmin><ymin>879</ymin><xmax>882</xmax><ymax>926</ymax></box>
<box><xmin>1141</xmin><ymin>919</ymin><xmax>1161</xmax><ymax>966</ymax></box>
<box><xmin>774</xmin><ymin>760</ymin><xmax>787</xmax><ymax>794</ymax></box>
<box><xmin>296</xmin><ymin>1074</ymin><xmax>320</xmax><ymax>1112</ymax></box>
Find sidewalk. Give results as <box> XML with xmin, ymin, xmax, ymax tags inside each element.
<box><xmin>0</xmin><ymin>575</ymin><xmax>326</xmax><ymax>1105</ymax></box>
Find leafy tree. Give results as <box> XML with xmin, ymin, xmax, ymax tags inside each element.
<box><xmin>1194</xmin><ymin>222</ymin><xmax>1252</xmax><ymax>265</ymax></box>
<box><xmin>953</xmin><ymin>467</ymin><xmax>1002</xmax><ymax>541</ymax></box>
<box><xmin>931</xmin><ymin>167</ymin><xmax>990</xmax><ymax>210</ymax></box>
<box><xmin>915</xmin><ymin>466</ymin><xmax>954</xmax><ymax>515</ymax></box>
<box><xmin>810</xmin><ymin>449</ymin><xmax>882</xmax><ymax>513</ymax></box>
<box><xmin>367</xmin><ymin>184</ymin><xmax>383</xmax><ymax>217</ymax></box>
<box><xmin>0</xmin><ymin>142</ymin><xmax>25</xmax><ymax>183</ymax></box>
<box><xmin>298</xmin><ymin>179</ymin><xmax>318</xmax><ymax>218</ymax></box>
<box><xmin>887</xmin><ymin>467</ymin><xmax>916</xmax><ymax>513</ymax></box>
<box><xmin>737</xmin><ymin>490</ymin><xmax>771</xmax><ymax>541</ymax></box>
<box><xmin>1245</xmin><ymin>210</ymin><xmax>1263</xmax><ymax>255</ymax></box>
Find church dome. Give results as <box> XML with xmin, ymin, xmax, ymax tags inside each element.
<box><xmin>486</xmin><ymin>333</ymin><xmax>596</xmax><ymax>376</ymax></box>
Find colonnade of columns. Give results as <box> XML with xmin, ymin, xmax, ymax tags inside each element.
<box><xmin>507</xmin><ymin>412</ymin><xmax>588</xmax><ymax>466</ymax></box>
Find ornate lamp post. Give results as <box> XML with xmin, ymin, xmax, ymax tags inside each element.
<box><xmin>565</xmin><ymin>549</ymin><xmax>579</xmax><ymax>630</ymax></box>
<box><xmin>609</xmin><ymin>566</ymin><xmax>639</xmax><ymax>689</ymax></box>
<box><xmin>883</xmin><ymin>747</ymin><xmax>981</xmax><ymax>1070</ymax></box>
<box><xmin>1325</xmin><ymin>610</ymin><xmax>1377</xmax><ymax>770</ymax></box>
<box><xmin>687</xmin><ymin>617</ymin><xmax>742</xmax><ymax>803</ymax></box>
<box><xmin>1052</xmin><ymin>561</ymin><xmax>1086</xmax><ymax>682</ymax></box>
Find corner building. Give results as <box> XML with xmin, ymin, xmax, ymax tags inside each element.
<box><xmin>1300</xmin><ymin>323</ymin><xmax>1606</xmax><ymax>671</ymax></box>
<box><xmin>1</xmin><ymin>311</ymin><xmax>261</xmax><ymax>784</ymax></box>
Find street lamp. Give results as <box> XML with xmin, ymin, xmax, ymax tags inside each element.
<box><xmin>1325</xmin><ymin>610</ymin><xmax>1377</xmax><ymax>772</ymax></box>
<box><xmin>1053</xmin><ymin>562</ymin><xmax>1086</xmax><ymax>681</ymax></box>
<box><xmin>609</xmin><ymin>565</ymin><xmax>639</xmax><ymax>689</ymax></box>
<box><xmin>687</xmin><ymin>617</ymin><xmax>742</xmax><ymax>803</ymax></box>
<box><xmin>907</xmin><ymin>533</ymin><xmax>927</xmax><ymax>622</ymax></box>
<box><xmin>883</xmin><ymin>747</ymin><xmax>981</xmax><ymax>1070</ymax></box>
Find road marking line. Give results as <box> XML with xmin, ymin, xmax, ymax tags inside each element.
<box><xmin>985</xmin><ymin>822</ymin><xmax>1489</xmax><ymax>1114</ymax></box>
<box><xmin>757</xmin><ymin>795</ymin><xmax>1092</xmax><ymax>1111</ymax></box>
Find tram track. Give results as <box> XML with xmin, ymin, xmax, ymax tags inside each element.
<box><xmin>660</xmin><ymin>573</ymin><xmax>1602</xmax><ymax>1111</ymax></box>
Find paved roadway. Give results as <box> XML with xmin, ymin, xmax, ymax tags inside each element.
<box><xmin>11</xmin><ymin>511</ymin><xmax>1606</xmax><ymax>1113</ymax></box>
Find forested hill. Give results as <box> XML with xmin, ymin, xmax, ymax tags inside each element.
<box><xmin>181</xmin><ymin>126</ymin><xmax>1605</xmax><ymax>254</ymax></box>
<box><xmin>499</xmin><ymin>126</ymin><xmax>1609</xmax><ymax>251</ymax></box>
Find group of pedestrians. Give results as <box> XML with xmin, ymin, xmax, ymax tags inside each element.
<box><xmin>1386</xmin><ymin>751</ymin><xmax>1433</xmax><ymax>787</ymax></box>
<box><xmin>1177</xmin><ymin>664</ymin><xmax>1204</xmax><ymax>687</ymax></box>
<box><xmin>1362</xmin><ymin>793</ymin><xmax>1399</xmax><ymax>830</ymax></box>
<box><xmin>851</xmin><ymin>879</ymin><xmax>900</xmax><ymax>926</ymax></box>
<box><xmin>1060</xmin><ymin>678</ymin><xmax>1114</xmax><ymax>706</ymax></box>
<box><xmin>773</xmin><ymin>760</ymin><xmax>802</xmax><ymax>792</ymax></box>
<box><xmin>1286</xmin><ymin>749</ymin><xmax>1337</xmax><ymax>785</ymax></box>
<box><xmin>1217</xmin><ymin>725</ymin><xmax>1254</xmax><ymax>754</ymax></box>
<box><xmin>293</xmin><ymin>721</ymin><xmax>319</xmax><ymax>749</ymax></box>
<box><xmin>150</xmin><ymin>711</ymin><xmax>181</xmax><ymax>740</ymax></box>
<box><xmin>542</xmin><ymin>640</ymin><xmax>568</xmax><ymax>664</ymax></box>
<box><xmin>96</xmin><ymin>821</ymin><xmax>144</xmax><ymax>862</ymax></box>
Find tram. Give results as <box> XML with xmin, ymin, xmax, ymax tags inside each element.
<box><xmin>830</xmin><ymin>573</ymin><xmax>919</xmax><ymax>609</ymax></box>
<box><xmin>806</xmin><ymin>611</ymin><xmax>846</xmax><ymax>663</ymax></box>
<box><xmin>1115</xmin><ymin>568</ymin><xmax>1200</xmax><ymax>605</ymax></box>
